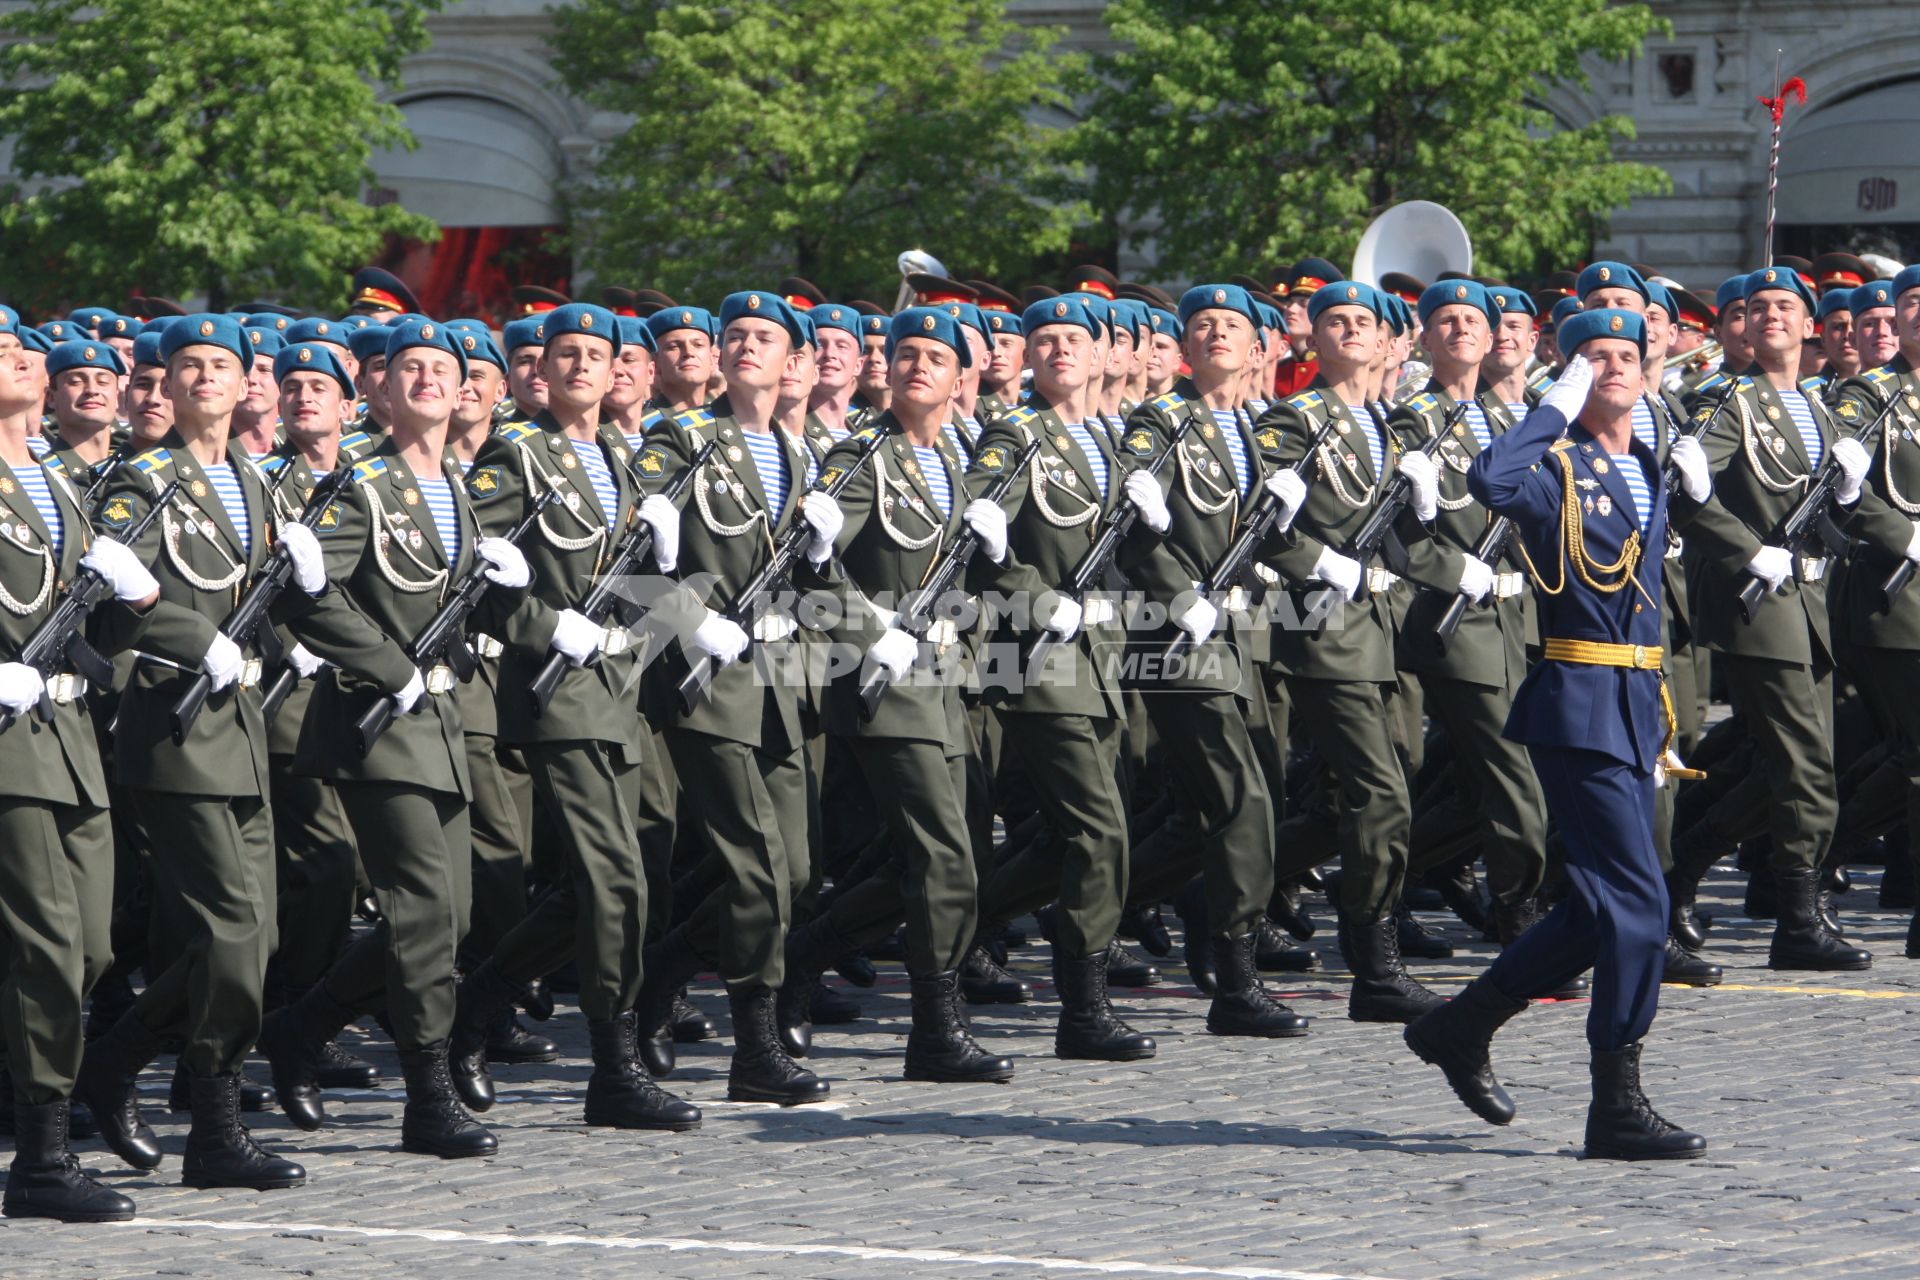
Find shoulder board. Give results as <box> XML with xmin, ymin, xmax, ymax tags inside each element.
<box><xmin>1407</xmin><ymin>392</ymin><xmax>1439</xmax><ymax>414</ymax></box>
<box><xmin>351</xmin><ymin>458</ymin><xmax>390</xmax><ymax>481</ymax></box>
<box><xmin>497</xmin><ymin>421</ymin><xmax>539</xmax><ymax>443</ymax></box>
<box><xmin>1799</xmin><ymin>375</ymin><xmax>1827</xmax><ymax>393</ymax></box>
<box><xmin>128</xmin><ymin>447</ymin><xmax>171</xmax><ymax>474</ymax></box>
<box><xmin>1867</xmin><ymin>366</ymin><xmax>1897</xmax><ymax>385</ymax></box>
<box><xmin>641</xmin><ymin>408</ymin><xmax>666</xmax><ymax>430</ymax></box>
<box><xmin>1286</xmin><ymin>390</ymin><xmax>1323</xmax><ymax>410</ymax></box>
<box><xmin>1005</xmin><ymin>406</ymin><xmax>1039</xmax><ymax>426</ymax></box>
<box><xmin>257</xmin><ymin>453</ymin><xmax>290</xmax><ymax>474</ymax></box>
<box><xmin>1527</xmin><ymin>367</ymin><xmax>1554</xmax><ymax>388</ymax></box>
<box><xmin>851</xmin><ymin>427</ymin><xmax>879</xmax><ymax>442</ymax></box>
<box><xmin>672</xmin><ymin>408</ymin><xmax>715</xmax><ymax>431</ymax></box>
<box><xmin>1549</xmin><ymin>439</ymin><xmax>1576</xmax><ymax>453</ymax></box>
<box><xmin>1735</xmin><ymin>375</ymin><xmax>1754</xmax><ymax>392</ymax></box>
<box><xmin>338</xmin><ymin>430</ymin><xmax>373</xmax><ymax>453</ymax></box>
<box><xmin>1150</xmin><ymin>392</ymin><xmax>1185</xmax><ymax>412</ymax></box>
<box><xmin>1693</xmin><ymin>371</ymin><xmax>1727</xmax><ymax>393</ymax></box>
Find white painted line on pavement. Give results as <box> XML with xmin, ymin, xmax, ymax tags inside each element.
<box><xmin>117</xmin><ymin>1218</ymin><xmax>1404</xmax><ymax>1280</ymax></box>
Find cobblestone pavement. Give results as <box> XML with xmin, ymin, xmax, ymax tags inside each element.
<box><xmin>5</xmin><ymin>868</ymin><xmax>1919</xmax><ymax>1279</ymax></box>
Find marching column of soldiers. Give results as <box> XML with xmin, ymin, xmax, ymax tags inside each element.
<box><xmin>0</xmin><ymin>244</ymin><xmax>1912</xmax><ymax>1220</ymax></box>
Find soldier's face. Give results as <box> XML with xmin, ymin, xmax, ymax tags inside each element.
<box><xmin>1853</xmin><ymin>310</ymin><xmax>1897</xmax><ymax>367</ymax></box>
<box><xmin>1147</xmin><ymin>333</ymin><xmax>1180</xmax><ymax>384</ymax></box>
<box><xmin>389</xmin><ymin>348</ymin><xmax>463</xmax><ymax>426</ymax></box>
<box><xmin>279</xmin><ymin>371</ymin><xmax>345</xmax><ymax>446</ymax></box>
<box><xmin>1182</xmin><ymin>310</ymin><xmax>1253</xmax><ymax>378</ymax></box>
<box><xmin>1745</xmin><ymin>292</ymin><xmax>1812</xmax><ymax>359</ymax></box>
<box><xmin>720</xmin><ymin>317</ymin><xmax>794</xmax><ymax>393</ymax></box>
<box><xmin>1424</xmin><ymin>305</ymin><xmax>1490</xmax><ymax>373</ymax></box>
<box><xmin>814</xmin><ymin>328</ymin><xmax>860</xmax><ymax>394</ymax></box>
<box><xmin>541</xmin><ymin>333</ymin><xmax>615</xmax><ymax>410</ymax></box>
<box><xmin>51</xmin><ymin>367</ymin><xmax>120</xmax><ymax>432</ymax></box>
<box><xmin>1312</xmin><ymin>307</ymin><xmax>1380</xmax><ymax>373</ymax></box>
<box><xmin>657</xmin><ymin>330</ymin><xmax>715</xmax><ymax>393</ymax></box>
<box><xmin>858</xmin><ymin>335</ymin><xmax>889</xmax><ymax>394</ymax></box>
<box><xmin>777</xmin><ymin>343</ymin><xmax>818</xmax><ymax>408</ymax></box>
<box><xmin>606</xmin><ymin>345</ymin><xmax>654</xmax><ymax>411</ymax></box>
<box><xmin>1895</xmin><ymin>291</ymin><xmax>1920</xmax><ymax>358</ymax></box>
<box><xmin>508</xmin><ymin>348</ymin><xmax>547</xmax><ymax>410</ymax></box>
<box><xmin>358</xmin><ymin>355</ymin><xmax>391</xmax><ymax>421</ymax></box>
<box><xmin>1027</xmin><ymin>324</ymin><xmax>1093</xmax><ymax>399</ymax></box>
<box><xmin>987</xmin><ymin>333</ymin><xmax>1025</xmax><ymax>389</ymax></box>
<box><xmin>165</xmin><ymin>346</ymin><xmax>247</xmax><ymax>422</ymax></box>
<box><xmin>959</xmin><ymin>329</ymin><xmax>987</xmax><ymax>399</ymax></box>
<box><xmin>1717</xmin><ymin>301</ymin><xmax>1751</xmax><ymax>363</ymax></box>
<box><xmin>1583</xmin><ymin>286</ymin><xmax>1645</xmax><ymax>314</ymax></box>
<box><xmin>0</xmin><ymin>339</ymin><xmax>37</xmax><ymax>410</ymax></box>
<box><xmin>1280</xmin><ymin>296</ymin><xmax>1311</xmax><ymax>354</ymax></box>
<box><xmin>1643</xmin><ymin>305</ymin><xmax>1673</xmax><ymax>364</ymax></box>
<box><xmin>888</xmin><ymin>338</ymin><xmax>961</xmax><ymax>410</ymax></box>
<box><xmin>1820</xmin><ymin>311</ymin><xmax>1859</xmax><ymax>377</ymax></box>
<box><xmin>125</xmin><ymin>367</ymin><xmax>174</xmax><ymax>441</ymax></box>
<box><xmin>1485</xmin><ymin>313</ymin><xmax>1535</xmax><ymax>378</ymax></box>
<box><xmin>454</xmin><ymin>363</ymin><xmax>505</xmax><ymax>432</ymax></box>
<box><xmin>1583</xmin><ymin>339</ymin><xmax>1645</xmax><ymax>412</ymax></box>
<box><xmin>1105</xmin><ymin>328</ymin><xmax>1133</xmax><ymax>379</ymax></box>
<box><xmin>242</xmin><ymin>354</ymin><xmax>278</xmax><ymax>417</ymax></box>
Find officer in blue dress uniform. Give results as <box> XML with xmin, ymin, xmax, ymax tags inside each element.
<box><xmin>1402</xmin><ymin>309</ymin><xmax>1708</xmax><ymax>1161</ymax></box>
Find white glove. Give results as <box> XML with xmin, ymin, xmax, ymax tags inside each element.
<box><xmin>1312</xmin><ymin>546</ymin><xmax>1364</xmax><ymax>600</ymax></box>
<box><xmin>1395</xmin><ymin>451</ymin><xmax>1439</xmax><ymax>523</ymax></box>
<box><xmin>1173</xmin><ymin>595</ymin><xmax>1219</xmax><ymax>644</ymax></box>
<box><xmin>1040</xmin><ymin>593</ymin><xmax>1082</xmax><ymax>640</ymax></box>
<box><xmin>202</xmin><ymin>632</ymin><xmax>244</xmax><ymax>691</ymax></box>
<box><xmin>1905</xmin><ymin>521</ymin><xmax>1920</xmax><ymax>565</ymax></box>
<box><xmin>1123</xmin><ymin>468</ymin><xmax>1171</xmax><ymax>535</ymax></box>
<box><xmin>1261</xmin><ymin>469</ymin><xmax>1308</xmax><ymax>533</ymax></box>
<box><xmin>962</xmin><ymin>498</ymin><xmax>1008</xmax><ymax>564</ymax></box>
<box><xmin>1654</xmin><ymin>761</ymin><xmax>1668</xmax><ymax>790</ymax></box>
<box><xmin>549</xmin><ymin>607</ymin><xmax>603</xmax><ymax>664</ymax></box>
<box><xmin>802</xmin><ymin>492</ymin><xmax>844</xmax><ymax>565</ymax></box>
<box><xmin>0</xmin><ymin>662</ymin><xmax>44</xmax><ymax>714</ymax></box>
<box><xmin>81</xmin><ymin>536</ymin><xmax>159</xmax><ymax>603</ymax></box>
<box><xmin>287</xmin><ymin>643</ymin><xmax>326</xmax><ymax>678</ymax></box>
<box><xmin>1539</xmin><ymin>353</ymin><xmax>1593</xmax><ymax>420</ymax></box>
<box><xmin>867</xmin><ymin>626</ymin><xmax>918</xmax><ymax>681</ymax></box>
<box><xmin>1457</xmin><ymin>555</ymin><xmax>1495</xmax><ymax>603</ymax></box>
<box><xmin>637</xmin><ymin>494</ymin><xmax>680</xmax><ymax>572</ymax></box>
<box><xmin>392</xmin><ymin>668</ymin><xmax>426</xmax><ymax>715</ymax></box>
<box><xmin>1831</xmin><ymin>436</ymin><xmax>1871</xmax><ymax>506</ymax></box>
<box><xmin>1667</xmin><ymin>436</ymin><xmax>1711</xmax><ymax>504</ymax></box>
<box><xmin>279</xmin><ymin>522</ymin><xmax>326</xmax><ymax>595</ymax></box>
<box><xmin>1745</xmin><ymin>545</ymin><xmax>1793</xmax><ymax>593</ymax></box>
<box><xmin>689</xmin><ymin>610</ymin><xmax>750</xmax><ymax>667</ymax></box>
<box><xmin>476</xmin><ymin>537</ymin><xmax>530</xmax><ymax>589</ymax></box>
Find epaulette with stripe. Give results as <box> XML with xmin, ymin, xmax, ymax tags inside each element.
<box><xmin>338</xmin><ymin>430</ymin><xmax>374</xmax><ymax>454</ymax></box>
<box><xmin>496</xmin><ymin>420</ymin><xmax>539</xmax><ymax>443</ymax></box>
<box><xmin>129</xmin><ymin>447</ymin><xmax>172</xmax><ymax>474</ymax></box>
<box><xmin>1866</xmin><ymin>366</ymin><xmax>1897</xmax><ymax>386</ymax></box>
<box><xmin>1405</xmin><ymin>392</ymin><xmax>1440</xmax><ymax>415</ymax></box>
<box><xmin>640</xmin><ymin>408</ymin><xmax>666</xmax><ymax>432</ymax></box>
<box><xmin>1149</xmin><ymin>391</ymin><xmax>1185</xmax><ymax>413</ymax></box>
<box><xmin>1799</xmin><ymin>374</ymin><xmax>1828</xmax><ymax>395</ymax></box>
<box><xmin>257</xmin><ymin>453</ymin><xmax>291</xmax><ymax>474</ymax></box>
<box><xmin>1286</xmin><ymin>390</ymin><xmax>1323</xmax><ymax>410</ymax></box>
<box><xmin>1526</xmin><ymin>366</ymin><xmax>1555</xmax><ymax>389</ymax></box>
<box><xmin>672</xmin><ymin>408</ymin><xmax>715</xmax><ymax>432</ymax></box>
<box><xmin>1693</xmin><ymin>371</ymin><xmax>1729</xmax><ymax>394</ymax></box>
<box><xmin>1003</xmin><ymin>406</ymin><xmax>1039</xmax><ymax>427</ymax></box>
<box><xmin>351</xmin><ymin>457</ymin><xmax>390</xmax><ymax>481</ymax></box>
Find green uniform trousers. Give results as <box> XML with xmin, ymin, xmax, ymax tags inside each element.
<box><xmin>1273</xmin><ymin>678</ymin><xmax>1409</xmax><ymax>923</ymax></box>
<box><xmin>125</xmin><ymin>790</ymin><xmax>276</xmax><ymax>1076</ymax></box>
<box><xmin>490</xmin><ymin>741</ymin><xmax>646</xmax><ymax>1020</ymax></box>
<box><xmin>268</xmin><ymin>759</ymin><xmax>357</xmax><ymax>996</ymax></box>
<box><xmin>979</xmin><ymin>712</ymin><xmax>1129</xmax><ymax>959</ymax></box>
<box><xmin>823</xmin><ymin>737</ymin><xmax>977</xmax><ymax>975</ymax></box>
<box><xmin>634</xmin><ymin>725</ymin><xmax>679</xmax><ymax>946</ymax></box>
<box><xmin>1410</xmin><ymin>674</ymin><xmax>1546</xmax><ymax>905</ymax></box>
<box><xmin>461</xmin><ymin>733</ymin><xmax>527</xmax><ymax>968</ymax></box>
<box><xmin>318</xmin><ymin>783</ymin><xmax>471</xmax><ymax>1049</ymax></box>
<box><xmin>664</xmin><ymin>728</ymin><xmax>807</xmax><ymax>990</ymax></box>
<box><xmin>1844</xmin><ymin>648</ymin><xmax>1920</xmax><ymax>855</ymax></box>
<box><xmin>1720</xmin><ymin>654</ymin><xmax>1837</xmax><ymax>876</ymax></box>
<box><xmin>0</xmin><ymin>798</ymin><xmax>114</xmax><ymax>1102</ymax></box>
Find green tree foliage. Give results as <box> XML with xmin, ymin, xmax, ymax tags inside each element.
<box><xmin>551</xmin><ymin>0</ymin><xmax>1085</xmax><ymax>300</ymax></box>
<box><xmin>0</xmin><ymin>0</ymin><xmax>439</xmax><ymax>312</ymax></box>
<box><xmin>1081</xmin><ymin>0</ymin><xmax>1672</xmax><ymax>281</ymax></box>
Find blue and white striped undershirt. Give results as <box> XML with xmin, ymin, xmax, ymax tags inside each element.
<box><xmin>572</xmin><ymin>442</ymin><xmax>618</xmax><ymax>531</ymax></box>
<box><xmin>14</xmin><ymin>463</ymin><xmax>64</xmax><ymax>560</ymax></box>
<box><xmin>1629</xmin><ymin>397</ymin><xmax>1658</xmax><ymax>453</ymax></box>
<box><xmin>1609</xmin><ymin>453</ymin><xmax>1655</xmax><ymax>537</ymax></box>
<box><xmin>26</xmin><ymin>435</ymin><xmax>49</xmax><ymax>459</ymax></box>
<box><xmin>204</xmin><ymin>461</ymin><xmax>252</xmax><ymax>557</ymax></box>
<box><xmin>414</xmin><ymin>474</ymin><xmax>461</xmax><ymax>565</ymax></box>
<box><xmin>1461</xmin><ymin>400</ymin><xmax>1493</xmax><ymax>450</ymax></box>
<box><xmin>741</xmin><ymin>428</ymin><xmax>790</xmax><ymax>517</ymax></box>
<box><xmin>911</xmin><ymin>445</ymin><xmax>953</xmax><ymax>519</ymax></box>
<box><xmin>1360</xmin><ymin>410</ymin><xmax>1386</xmax><ymax>476</ymax></box>
<box><xmin>1062</xmin><ymin>421</ymin><xmax>1111</xmax><ymax>501</ymax></box>
<box><xmin>1209</xmin><ymin>409</ymin><xmax>1253</xmax><ymax>498</ymax></box>
<box><xmin>1782</xmin><ymin>391</ymin><xmax>1825</xmax><ymax>469</ymax></box>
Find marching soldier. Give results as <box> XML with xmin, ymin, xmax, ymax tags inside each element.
<box><xmin>502</xmin><ymin>316</ymin><xmax>549</xmax><ymax>421</ymax></box>
<box><xmin>850</xmin><ymin>310</ymin><xmax>892</xmax><ymax>425</ymax></box>
<box><xmin>41</xmin><ymin>342</ymin><xmax>126</xmax><ymax>482</ymax></box>
<box><xmin>647</xmin><ymin>306</ymin><xmax>719</xmax><ymax>415</ymax></box>
<box><xmin>807</xmin><ymin>304</ymin><xmax>867</xmax><ymax>439</ymax></box>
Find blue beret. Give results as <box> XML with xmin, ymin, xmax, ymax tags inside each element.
<box><xmin>1815</xmin><ymin>290</ymin><xmax>1853</xmax><ymax>322</ymax></box>
<box><xmin>1382</xmin><ymin>293</ymin><xmax>1412</xmax><ymax>337</ymax></box>
<box><xmin>811</xmin><ymin>304</ymin><xmax>864</xmax><ymax>341</ymax></box>
<box><xmin>950</xmin><ymin>301</ymin><xmax>991</xmax><ymax>342</ymax></box>
<box><xmin>793</xmin><ymin>310</ymin><xmax>818</xmax><ymax>348</ymax></box>
<box><xmin>646</xmin><ymin>306</ymin><xmax>715</xmax><ymax>345</ymax></box>
<box><xmin>1549</xmin><ymin>296</ymin><xmax>1585</xmax><ymax>327</ymax></box>
<box><xmin>615</xmin><ymin>316</ymin><xmax>657</xmax><ymax>354</ymax></box>
<box><xmin>886</xmin><ymin>306</ymin><xmax>973</xmax><ymax>368</ymax></box>
<box><xmin>718</xmin><ymin>291</ymin><xmax>802</xmax><ymax>348</ymax></box>
<box><xmin>46</xmin><ymin>340</ymin><xmax>128</xmax><ymax>379</ymax></box>
<box><xmin>284</xmin><ymin>317</ymin><xmax>346</xmax><ymax>347</ymax></box>
<box><xmin>444</xmin><ymin>320</ymin><xmax>508</xmax><ymax>371</ymax></box>
<box><xmin>273</xmin><ymin>342</ymin><xmax>355</xmax><ymax>396</ymax></box>
<box><xmin>859</xmin><ymin>313</ymin><xmax>888</xmax><ymax>338</ymax></box>
<box><xmin>1307</xmin><ymin>280</ymin><xmax>1386</xmax><ymax>324</ymax></box>
<box><xmin>241</xmin><ymin>325</ymin><xmax>285</xmax><ymax>359</ymax></box>
<box><xmin>1178</xmin><ymin>283</ymin><xmax>1259</xmax><ymax>329</ymax></box>
<box><xmin>1071</xmin><ymin>295</ymin><xmax>1114</xmax><ymax>341</ymax></box>
<box><xmin>1743</xmin><ymin>266</ymin><xmax>1815</xmax><ymax>309</ymax></box>
<box><xmin>385</xmin><ymin>317</ymin><xmax>470</xmax><ymax>382</ymax></box>
<box><xmin>1112</xmin><ymin>298</ymin><xmax>1148</xmax><ymax>341</ymax></box>
<box><xmin>0</xmin><ymin>304</ymin><xmax>17</xmax><ymax>329</ymax></box>
<box><xmin>1417</xmin><ymin>279</ymin><xmax>1496</xmax><ymax>326</ymax></box>
<box><xmin>1252</xmin><ymin>301</ymin><xmax>1283</xmax><ymax>336</ymax></box>
<box><xmin>1488</xmin><ymin>286</ymin><xmax>1538</xmax><ymax>319</ymax></box>
<box><xmin>98</xmin><ymin>314</ymin><xmax>143</xmax><ymax>340</ymax></box>
<box><xmin>161</xmin><ymin>314</ymin><xmax>254</xmax><ymax>366</ymax></box>
<box><xmin>18</xmin><ymin>327</ymin><xmax>55</xmax><ymax>356</ymax></box>
<box><xmin>131</xmin><ymin>330</ymin><xmax>167</xmax><ymax>368</ymax></box>
<box><xmin>1022</xmin><ymin>294</ymin><xmax>1100</xmax><ymax>340</ymax></box>
<box><xmin>1146</xmin><ymin>307</ymin><xmax>1182</xmax><ymax>342</ymax></box>
<box><xmin>243</xmin><ymin>313</ymin><xmax>293</xmax><ymax>336</ymax></box>
<box><xmin>38</xmin><ymin>319</ymin><xmax>82</xmax><ymax>343</ymax></box>
<box><xmin>1850</xmin><ymin>280</ymin><xmax>1895</xmax><ymax>315</ymax></box>
<box><xmin>502</xmin><ymin>316</ymin><xmax>547</xmax><ymax>353</ymax></box>
<box><xmin>346</xmin><ymin>324</ymin><xmax>393</xmax><ymax>363</ymax></box>
<box><xmin>1892</xmin><ymin>265</ymin><xmax>1920</xmax><ymax>302</ymax></box>
<box><xmin>1643</xmin><ymin>281</ymin><xmax>1676</xmax><ymax>319</ymax></box>
<box><xmin>337</xmin><ymin>315</ymin><xmax>375</xmax><ymax>332</ymax></box>
<box><xmin>1575</xmin><ymin>261</ymin><xmax>1648</xmax><ymax>302</ymax></box>
<box><xmin>1557</xmin><ymin>308</ymin><xmax>1646</xmax><ymax>358</ymax></box>
<box><xmin>1714</xmin><ymin>275</ymin><xmax>1750</xmax><ymax>311</ymax></box>
<box><xmin>984</xmin><ymin>309</ymin><xmax>1023</xmax><ymax>339</ymax></box>
<box><xmin>68</xmin><ymin>306</ymin><xmax>116</xmax><ymax>334</ymax></box>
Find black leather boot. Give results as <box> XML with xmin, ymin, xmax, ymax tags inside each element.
<box><xmin>168</xmin><ymin>1059</ymin><xmax>274</xmax><ymax>1113</ymax></box>
<box><xmin>903</xmin><ymin>971</ymin><xmax>1015</xmax><ymax>1083</ymax></box>
<box><xmin>520</xmin><ymin>977</ymin><xmax>555</xmax><ymax>1022</ymax></box>
<box><xmin>485</xmin><ymin>1007</ymin><xmax>560</xmax><ymax>1065</ymax></box>
<box><xmin>1432</xmin><ymin>865</ymin><xmax>1494</xmax><ymax>939</ymax></box>
<box><xmin>1268</xmin><ymin>878</ymin><xmax>1317</xmax><ymax>941</ymax></box>
<box><xmin>1206</xmin><ymin>933</ymin><xmax>1309</xmax><ymax>1037</ymax></box>
<box><xmin>1104</xmin><ymin>938</ymin><xmax>1161</xmax><ymax>987</ymax></box>
<box><xmin>1054</xmin><ymin>951</ymin><xmax>1155</xmax><ymax>1061</ymax></box>
<box><xmin>959</xmin><ymin>942</ymin><xmax>1031</xmax><ymax>1004</ymax></box>
<box><xmin>1768</xmin><ymin>870</ymin><xmax>1871</xmax><ymax>971</ymax></box>
<box><xmin>1743</xmin><ymin>860</ymin><xmax>1778</xmax><ymax>919</ymax></box>
<box><xmin>583</xmin><ymin>1012</ymin><xmax>701</xmax><ymax>1131</ymax></box>
<box><xmin>181</xmin><ymin>1074</ymin><xmax>306</xmax><ymax>1189</ymax></box>
<box><xmin>1582</xmin><ymin>1043</ymin><xmax>1707</xmax><ymax>1160</ymax></box>
<box><xmin>776</xmin><ymin>914</ymin><xmax>853</xmax><ymax>1058</ymax></box>
<box><xmin>809</xmin><ymin>977</ymin><xmax>861</xmax><ymax>1024</ymax></box>
<box><xmin>727</xmin><ymin>986</ymin><xmax>830</xmax><ymax>1105</ymax></box>
<box><xmin>1119</xmin><ymin>903</ymin><xmax>1173</xmax><ymax>957</ymax></box>
<box><xmin>447</xmin><ymin>958</ymin><xmax>527</xmax><ymax>1114</ymax></box>
<box><xmin>1662</xmin><ymin>935</ymin><xmax>1723</xmax><ymax>986</ymax></box>
<box><xmin>258</xmin><ymin>981</ymin><xmax>359</xmax><ymax>1130</ymax></box>
<box><xmin>1403</xmin><ymin>975</ymin><xmax>1527</xmax><ymax>1125</ymax></box>
<box><xmin>1343</xmin><ymin>914</ymin><xmax>1444</xmax><ymax>1024</ymax></box>
<box><xmin>671</xmin><ymin>991</ymin><xmax>718</xmax><ymax>1044</ymax></box>
<box><xmin>1907</xmin><ymin>910</ymin><xmax>1920</xmax><ymax>960</ymax></box>
<box><xmin>1667</xmin><ymin>894</ymin><xmax>1709</xmax><ymax>953</ymax></box>
<box><xmin>1254</xmin><ymin>917</ymin><xmax>1320</xmax><ymax>972</ymax></box>
<box><xmin>634</xmin><ymin>927</ymin><xmax>708</xmax><ymax>1078</ymax></box>
<box><xmin>398</xmin><ymin>1040</ymin><xmax>497</xmax><ymax>1158</ymax></box>
<box><xmin>1176</xmin><ymin>880</ymin><xmax>1217</xmax><ymax>995</ymax></box>
<box><xmin>1394</xmin><ymin>902</ymin><xmax>1454</xmax><ymax>959</ymax></box>
<box><xmin>317</xmin><ymin>1039</ymin><xmax>380</xmax><ymax>1089</ymax></box>
<box><xmin>73</xmin><ymin>1014</ymin><xmax>164</xmax><ymax>1171</ymax></box>
<box><xmin>2</xmin><ymin>1101</ymin><xmax>136</xmax><ymax>1222</ymax></box>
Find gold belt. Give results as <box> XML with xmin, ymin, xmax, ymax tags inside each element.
<box><xmin>1540</xmin><ymin>638</ymin><xmax>1702</xmax><ymax>780</ymax></box>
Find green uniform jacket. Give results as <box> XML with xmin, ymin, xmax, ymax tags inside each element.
<box><xmin>287</xmin><ymin>439</ymin><xmax>527</xmax><ymax>797</ymax></box>
<box><xmin>1675</xmin><ymin>367</ymin><xmax>1839</xmax><ymax>664</ymax></box>
<box><xmin>0</xmin><ymin>452</ymin><xmax>139</xmax><ymax>806</ymax></box>
<box><xmin>965</xmin><ymin>393</ymin><xmax>1131</xmax><ymax>720</ymax></box>
<box><xmin>1649</xmin><ymin>386</ymin><xmax>1695</xmax><ymax>650</ymax></box>
<box><xmin>95</xmin><ymin>434</ymin><xmax>283</xmax><ymax>797</ymax></box>
<box><xmin>1833</xmin><ymin>358</ymin><xmax>1920</xmax><ymax>652</ymax></box>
